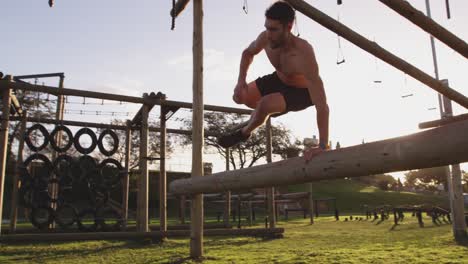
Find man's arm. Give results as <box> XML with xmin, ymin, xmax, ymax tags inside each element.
<box><xmin>302</xmin><ymin>44</ymin><xmax>329</xmax><ymax>159</ymax></box>
<box><xmin>237</xmin><ymin>31</ymin><xmax>267</xmax><ymax>83</ymax></box>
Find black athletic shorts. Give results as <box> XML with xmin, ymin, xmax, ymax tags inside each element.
<box><xmin>255</xmin><ymin>72</ymin><xmax>314</xmax><ymax>116</ymax></box>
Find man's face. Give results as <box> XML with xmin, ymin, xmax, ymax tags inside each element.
<box><xmin>264</xmin><ymin>18</ymin><xmax>291</xmax><ymax>49</ymax></box>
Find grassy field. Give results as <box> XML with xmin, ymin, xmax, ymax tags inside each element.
<box><xmin>1</xmin><ymin>213</ymin><xmax>466</xmax><ymax>264</ymax></box>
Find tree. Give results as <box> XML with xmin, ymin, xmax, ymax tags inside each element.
<box><xmin>1</xmin><ymin>88</ymin><xmax>55</xmax><ymax>163</ymax></box>
<box><xmin>404</xmin><ymin>166</ymin><xmax>447</xmax><ymax>191</ymax></box>
<box><xmin>178</xmin><ymin>112</ymin><xmax>301</xmax><ymax>170</ymax></box>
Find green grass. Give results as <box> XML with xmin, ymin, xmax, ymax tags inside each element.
<box><xmin>289</xmin><ymin>179</ymin><xmax>449</xmax><ymax>212</ymax></box>
<box><xmin>1</xmin><ymin>214</ymin><xmax>466</xmax><ymax>264</ymax></box>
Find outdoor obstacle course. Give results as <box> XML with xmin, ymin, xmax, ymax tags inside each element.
<box><xmin>0</xmin><ymin>0</ymin><xmax>467</xmax><ymax>261</ymax></box>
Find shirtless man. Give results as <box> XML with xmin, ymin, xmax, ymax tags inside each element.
<box><xmin>217</xmin><ymin>1</ymin><xmax>329</xmax><ymax>160</ymax></box>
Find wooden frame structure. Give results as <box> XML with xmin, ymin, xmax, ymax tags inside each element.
<box><xmin>0</xmin><ymin>75</ymin><xmax>281</xmax><ymax>241</ymax></box>
<box><xmin>169</xmin><ymin>0</ymin><xmax>467</xmax><ymax>257</ymax></box>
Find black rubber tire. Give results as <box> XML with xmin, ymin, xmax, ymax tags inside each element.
<box><xmin>23</xmin><ymin>153</ymin><xmax>53</xmax><ymax>187</ymax></box>
<box><xmin>49</xmin><ymin>125</ymin><xmax>74</xmax><ymax>153</ymax></box>
<box><xmin>53</xmin><ymin>154</ymin><xmax>74</xmax><ymax>186</ymax></box>
<box><xmin>99</xmin><ymin>158</ymin><xmax>124</xmax><ymax>187</ymax></box>
<box><xmin>73</xmin><ymin>128</ymin><xmax>97</xmax><ymax>154</ymax></box>
<box><xmin>97</xmin><ymin>129</ymin><xmax>119</xmax><ymax>156</ymax></box>
<box><xmin>24</xmin><ymin>124</ymin><xmax>50</xmax><ymax>152</ymax></box>
<box><xmin>30</xmin><ymin>205</ymin><xmax>55</xmax><ymax>230</ymax></box>
<box><xmin>77</xmin><ymin>155</ymin><xmax>97</xmax><ymax>182</ymax></box>
<box><xmin>96</xmin><ymin>205</ymin><xmax>124</xmax><ymax>232</ymax></box>
<box><xmin>76</xmin><ymin>208</ymin><xmax>98</xmax><ymax>232</ymax></box>
<box><xmin>88</xmin><ymin>183</ymin><xmax>110</xmax><ymax>207</ymax></box>
<box><xmin>55</xmin><ymin>203</ymin><xmax>78</xmax><ymax>229</ymax></box>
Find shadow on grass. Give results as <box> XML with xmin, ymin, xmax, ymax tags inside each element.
<box><xmin>0</xmin><ymin>239</ymin><xmax>172</xmax><ymax>263</ymax></box>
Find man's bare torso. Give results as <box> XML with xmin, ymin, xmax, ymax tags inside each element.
<box><xmin>263</xmin><ymin>36</ymin><xmax>312</xmax><ymax>88</ymax></box>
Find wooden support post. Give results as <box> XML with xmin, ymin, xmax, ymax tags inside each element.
<box><xmin>179</xmin><ymin>195</ymin><xmax>186</xmax><ymax>224</ymax></box>
<box><xmin>379</xmin><ymin>0</ymin><xmax>468</xmax><ymax>59</ymax></box>
<box><xmin>440</xmin><ymin>80</ymin><xmax>467</xmax><ymax>240</ymax></box>
<box><xmin>169</xmin><ymin>119</ymin><xmax>468</xmax><ymax>195</ymax></box>
<box><xmin>265</xmin><ymin>118</ymin><xmax>276</xmax><ymax>228</ymax></box>
<box><xmin>284</xmin><ymin>0</ymin><xmax>468</xmax><ymax>109</ymax></box>
<box><xmin>308</xmin><ymin>185</ymin><xmax>314</xmax><ymax>224</ymax></box>
<box><xmin>190</xmin><ymin>0</ymin><xmax>204</xmax><ymax>258</ymax></box>
<box><xmin>123</xmin><ymin>120</ymin><xmax>132</xmax><ymax>228</ymax></box>
<box><xmin>50</xmin><ymin>75</ymin><xmax>65</xmax><ymax>229</ymax></box>
<box><xmin>137</xmin><ymin>103</ymin><xmax>150</xmax><ymax>232</ymax></box>
<box><xmin>9</xmin><ymin>112</ymin><xmax>26</xmax><ymax>232</ymax></box>
<box><xmin>450</xmin><ymin>164</ymin><xmax>467</xmax><ymax>240</ymax></box>
<box><xmin>159</xmin><ymin>106</ymin><xmax>167</xmax><ymax>235</ymax></box>
<box><xmin>248</xmin><ymin>201</ymin><xmax>253</xmax><ymax>226</ymax></box>
<box><xmin>223</xmin><ymin>148</ymin><xmax>231</xmax><ymax>227</ymax></box>
<box><xmin>0</xmin><ymin>76</ymin><xmax>12</xmax><ymax>235</ymax></box>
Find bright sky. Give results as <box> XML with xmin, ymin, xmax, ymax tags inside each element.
<box><xmin>2</xmin><ymin>0</ymin><xmax>467</xmax><ymax>178</ymax></box>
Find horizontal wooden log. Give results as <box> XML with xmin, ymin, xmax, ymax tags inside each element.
<box><xmin>379</xmin><ymin>0</ymin><xmax>468</xmax><ymax>59</ymax></box>
<box><xmin>170</xmin><ymin>119</ymin><xmax>468</xmax><ymax>195</ymax></box>
<box><xmin>0</xmin><ymin>228</ymin><xmax>284</xmax><ymax>242</ymax></box>
<box><xmin>284</xmin><ymin>0</ymin><xmax>468</xmax><ymax>109</ymax></box>
<box><xmin>418</xmin><ymin>113</ymin><xmax>468</xmax><ymax>129</ymax></box>
<box><xmin>1</xmin><ymin>80</ymin><xmax>252</xmax><ymax>115</ymax></box>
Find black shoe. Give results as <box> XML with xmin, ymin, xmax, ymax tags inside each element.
<box><xmin>217</xmin><ymin>129</ymin><xmax>250</xmax><ymax>148</ymax></box>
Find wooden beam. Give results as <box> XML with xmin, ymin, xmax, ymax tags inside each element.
<box><xmin>9</xmin><ymin>113</ymin><xmax>27</xmax><ymax>232</ymax></box>
<box><xmin>379</xmin><ymin>0</ymin><xmax>468</xmax><ymax>59</ymax></box>
<box><xmin>122</xmin><ymin>120</ymin><xmax>132</xmax><ymax>228</ymax></box>
<box><xmin>2</xmin><ymin>81</ymin><xmax>252</xmax><ymax>115</ymax></box>
<box><xmin>170</xmin><ymin>119</ymin><xmax>468</xmax><ymax>195</ymax></box>
<box><xmin>191</xmin><ymin>0</ymin><xmax>204</xmax><ymax>258</ymax></box>
<box><xmin>418</xmin><ymin>113</ymin><xmax>468</xmax><ymax>129</ymax></box>
<box><xmin>137</xmin><ymin>104</ymin><xmax>150</xmax><ymax>232</ymax></box>
<box><xmin>159</xmin><ymin>106</ymin><xmax>167</xmax><ymax>236</ymax></box>
<box><xmin>0</xmin><ymin>228</ymin><xmax>284</xmax><ymax>243</ymax></box>
<box><xmin>8</xmin><ymin>116</ymin><xmax>221</xmax><ymax>137</ymax></box>
<box><xmin>0</xmin><ymin>76</ymin><xmax>12</xmax><ymax>235</ymax></box>
<box><xmin>170</xmin><ymin>0</ymin><xmax>191</xmax><ymax>18</ymax></box>
<box><xmin>284</xmin><ymin>0</ymin><xmax>468</xmax><ymax>109</ymax></box>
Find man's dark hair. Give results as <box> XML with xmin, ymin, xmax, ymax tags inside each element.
<box><xmin>265</xmin><ymin>1</ymin><xmax>295</xmax><ymax>25</ymax></box>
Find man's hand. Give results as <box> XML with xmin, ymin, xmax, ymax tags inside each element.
<box><xmin>233</xmin><ymin>81</ymin><xmax>248</xmax><ymax>104</ymax></box>
<box><xmin>303</xmin><ymin>146</ymin><xmax>327</xmax><ymax>162</ymax></box>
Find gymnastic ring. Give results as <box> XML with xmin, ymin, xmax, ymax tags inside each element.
<box><xmin>96</xmin><ymin>205</ymin><xmax>124</xmax><ymax>232</ymax></box>
<box><xmin>97</xmin><ymin>129</ymin><xmax>119</xmax><ymax>156</ymax></box>
<box><xmin>76</xmin><ymin>208</ymin><xmax>98</xmax><ymax>232</ymax></box>
<box><xmin>73</xmin><ymin>127</ymin><xmax>97</xmax><ymax>154</ymax></box>
<box><xmin>53</xmin><ymin>154</ymin><xmax>74</xmax><ymax>186</ymax></box>
<box><xmin>24</xmin><ymin>124</ymin><xmax>50</xmax><ymax>152</ymax></box>
<box><xmin>30</xmin><ymin>205</ymin><xmax>55</xmax><ymax>230</ymax></box>
<box><xmin>49</xmin><ymin>125</ymin><xmax>74</xmax><ymax>153</ymax></box>
<box><xmin>55</xmin><ymin>203</ymin><xmax>78</xmax><ymax>229</ymax></box>
<box><xmin>99</xmin><ymin>158</ymin><xmax>124</xmax><ymax>187</ymax></box>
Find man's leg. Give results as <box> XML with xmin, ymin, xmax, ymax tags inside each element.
<box><xmin>241</xmin><ymin>93</ymin><xmax>286</xmax><ymax>136</ymax></box>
